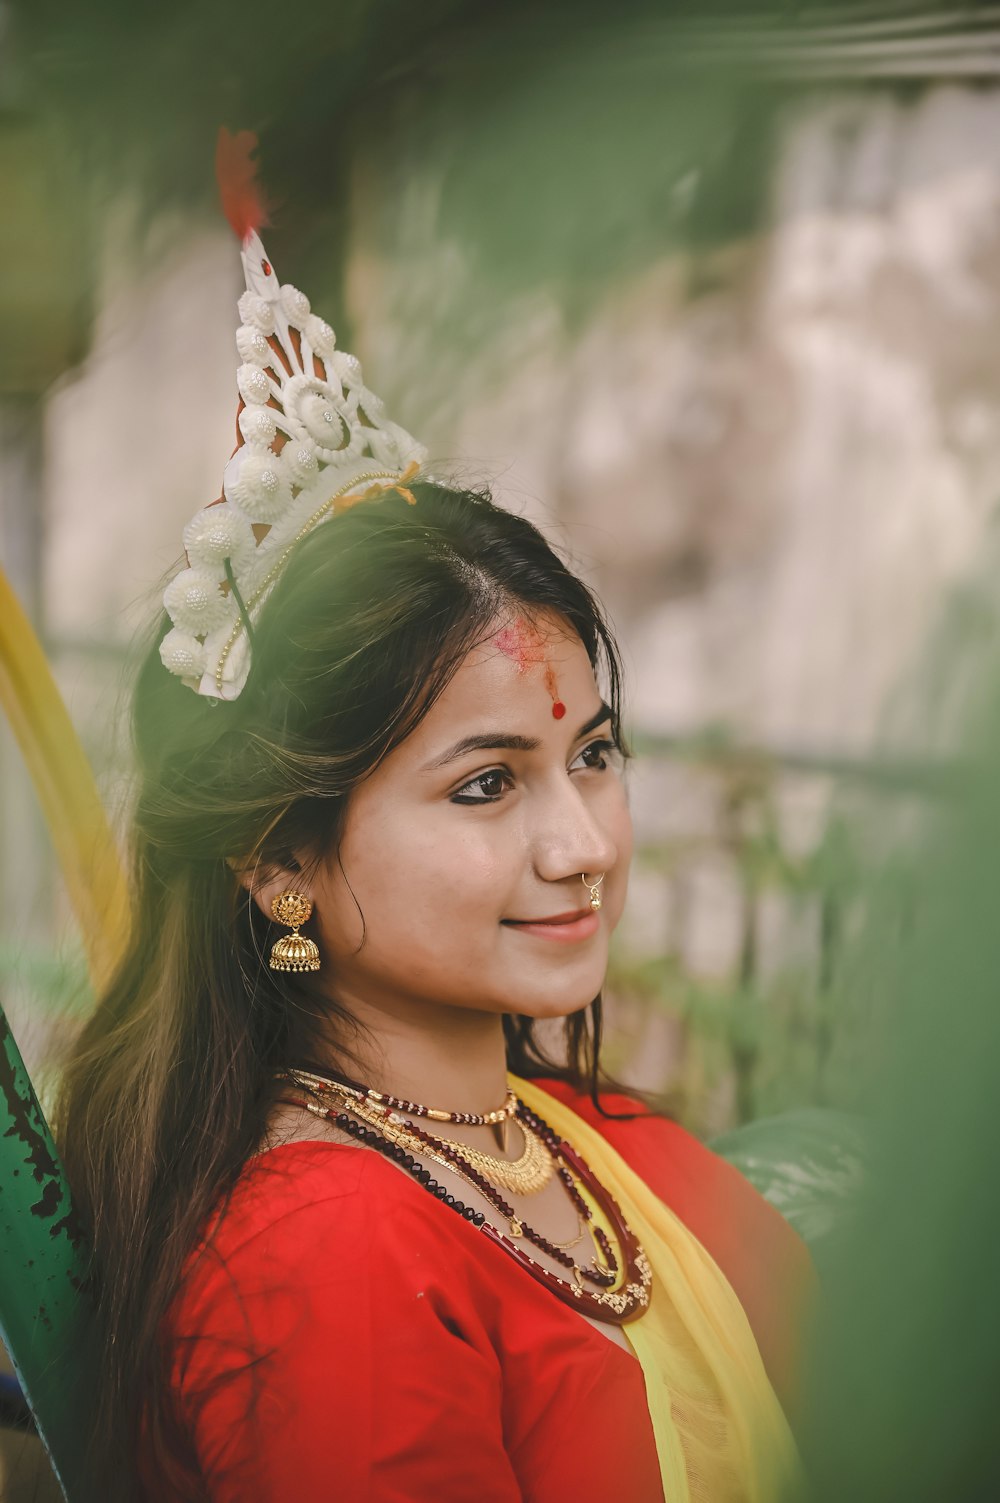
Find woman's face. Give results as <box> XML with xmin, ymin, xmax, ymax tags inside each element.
<box><xmin>302</xmin><ymin>610</ymin><xmax>632</xmax><ymax>1023</ymax></box>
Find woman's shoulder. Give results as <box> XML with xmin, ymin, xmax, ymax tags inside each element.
<box><xmin>197</xmin><ymin>1141</ymin><xmax>459</xmax><ymax>1260</ymax></box>
<box><xmin>532</xmin><ymin>1074</ymin><xmax>718</xmax><ymax>1189</ymax></box>
<box><xmin>534</xmin><ymin>1074</ymin><xmax>807</xmax><ymax>1256</ymax></box>
<box><xmin>166</xmin><ymin>1144</ymin><xmax>521</xmax><ymax>1500</ymax></box>
<box><xmin>175</xmin><ymin>1141</ymin><xmax>476</xmax><ymax>1330</ymax></box>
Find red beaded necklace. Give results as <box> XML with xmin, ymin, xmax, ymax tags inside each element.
<box><xmin>285</xmin><ymin>1068</ymin><xmax>652</xmax><ymax>1326</ymax></box>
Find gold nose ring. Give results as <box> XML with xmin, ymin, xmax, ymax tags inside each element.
<box><xmin>582</xmin><ymin>872</ymin><xmax>605</xmax><ymax>911</ymax></box>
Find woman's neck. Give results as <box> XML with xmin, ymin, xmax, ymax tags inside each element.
<box><xmin>313</xmin><ymin>989</ymin><xmax>512</xmax><ymax>1116</ymax></box>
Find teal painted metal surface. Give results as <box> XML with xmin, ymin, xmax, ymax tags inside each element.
<box><xmin>711</xmin><ymin>1107</ymin><xmax>868</xmax><ymax>1272</ymax></box>
<box><xmin>0</xmin><ymin>1001</ymin><xmax>98</xmax><ymax>1500</ymax></box>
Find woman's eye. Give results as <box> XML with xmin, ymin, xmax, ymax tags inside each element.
<box><xmin>572</xmin><ymin>738</ymin><xmax>617</xmax><ymax>772</ymax></box>
<box><xmin>450</xmin><ymin>768</ymin><xmax>512</xmax><ymax>804</ymax></box>
<box><xmin>450</xmin><ymin>741</ymin><xmax>617</xmax><ymax>803</ymax></box>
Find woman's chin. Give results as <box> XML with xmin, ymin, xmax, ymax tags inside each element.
<box><xmin>499</xmin><ymin>985</ymin><xmax>602</xmax><ymax>1022</ymax></box>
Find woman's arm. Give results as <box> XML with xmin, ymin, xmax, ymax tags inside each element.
<box><xmin>167</xmin><ymin>1148</ymin><xmax>523</xmax><ymax>1503</ymax></box>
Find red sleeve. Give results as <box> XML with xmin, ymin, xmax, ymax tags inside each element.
<box><xmin>537</xmin><ymin>1080</ymin><xmax>815</xmax><ymax>1409</ymax></box>
<box><xmin>168</xmin><ymin>1147</ymin><xmax>523</xmax><ymax>1503</ymax></box>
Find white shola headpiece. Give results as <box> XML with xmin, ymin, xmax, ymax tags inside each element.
<box><xmin>159</xmin><ymin>130</ymin><xmax>426</xmax><ymax>701</ymax></box>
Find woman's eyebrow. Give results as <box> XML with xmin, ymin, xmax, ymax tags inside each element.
<box><xmin>424</xmin><ymin>702</ymin><xmax>613</xmax><ymax>771</ymax></box>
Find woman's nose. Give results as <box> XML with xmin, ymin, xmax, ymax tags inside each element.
<box><xmin>531</xmin><ymin>779</ymin><xmax>619</xmax><ymax>885</ymax></box>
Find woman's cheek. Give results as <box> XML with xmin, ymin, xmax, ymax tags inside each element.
<box><xmin>607</xmin><ymin>787</ymin><xmax>634</xmax><ymax>924</ymax></box>
<box><xmin>439</xmin><ymin>822</ymin><xmax>517</xmax><ymax>892</ymax></box>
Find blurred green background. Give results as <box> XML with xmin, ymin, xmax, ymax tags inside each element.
<box><xmin>8</xmin><ymin>0</ymin><xmax>1000</xmax><ymax>1134</ymax></box>
<box><xmin>5</xmin><ymin>4</ymin><xmax>1000</xmax><ymax>1494</ymax></box>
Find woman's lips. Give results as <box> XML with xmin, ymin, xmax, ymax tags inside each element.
<box><xmin>502</xmin><ymin>908</ymin><xmax>601</xmax><ymax>943</ymax></box>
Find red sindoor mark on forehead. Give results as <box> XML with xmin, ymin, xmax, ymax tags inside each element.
<box><xmin>546</xmin><ymin>665</ymin><xmax>566</xmax><ymax>719</ymax></box>
<box><xmin>494</xmin><ymin>620</ymin><xmax>566</xmax><ymax>719</ymax></box>
<box><xmin>494</xmin><ymin>620</ymin><xmax>544</xmax><ymax>672</ymax></box>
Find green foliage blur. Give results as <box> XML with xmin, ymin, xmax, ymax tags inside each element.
<box><xmin>784</xmin><ymin>657</ymin><xmax>1000</xmax><ymax>1501</ymax></box>
<box><xmin>4</xmin><ymin>0</ymin><xmax>785</xmax><ymax>392</ymax></box>
<box><xmin>604</xmin><ymin>741</ymin><xmax>888</xmax><ymax>1133</ymax></box>
<box><xmin>5</xmin><ymin>5</ymin><xmax>1000</xmax><ymax>1490</ymax></box>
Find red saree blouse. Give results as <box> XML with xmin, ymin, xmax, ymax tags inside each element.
<box><xmin>162</xmin><ymin>1083</ymin><xmax>810</xmax><ymax>1502</ymax></box>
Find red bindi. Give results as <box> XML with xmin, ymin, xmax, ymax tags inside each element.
<box><xmin>543</xmin><ymin>664</ymin><xmax>565</xmax><ymax>718</ymax></box>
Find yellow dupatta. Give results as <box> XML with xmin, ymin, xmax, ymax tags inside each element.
<box><xmin>512</xmin><ymin>1076</ymin><xmax>802</xmax><ymax>1503</ymax></box>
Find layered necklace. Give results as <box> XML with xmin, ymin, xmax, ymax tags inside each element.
<box><xmin>284</xmin><ymin>1066</ymin><xmax>652</xmax><ymax>1326</ymax></box>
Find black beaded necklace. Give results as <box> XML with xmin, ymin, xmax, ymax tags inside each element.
<box><xmin>284</xmin><ymin>1071</ymin><xmax>652</xmax><ymax>1326</ymax></box>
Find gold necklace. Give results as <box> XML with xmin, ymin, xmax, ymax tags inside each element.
<box><xmin>441</xmin><ymin>1118</ymin><xmax>553</xmax><ymax>1196</ymax></box>
<box><xmin>340</xmin><ymin>1090</ymin><xmax>554</xmax><ymax>1196</ymax></box>
<box><xmin>299</xmin><ymin>1090</ymin><xmax>594</xmax><ymax>1256</ymax></box>
<box><xmin>290</xmin><ymin>1079</ymin><xmax>652</xmax><ymax>1323</ymax></box>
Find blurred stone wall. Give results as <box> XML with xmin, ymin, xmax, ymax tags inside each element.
<box><xmin>365</xmin><ymin>83</ymin><xmax>1000</xmax><ymax>754</ymax></box>
<box><xmin>341</xmin><ymin>81</ymin><xmax>1000</xmax><ymax>1122</ymax></box>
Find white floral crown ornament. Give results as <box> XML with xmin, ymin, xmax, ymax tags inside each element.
<box><xmin>159</xmin><ymin>129</ymin><xmax>427</xmax><ymax>701</ymax></box>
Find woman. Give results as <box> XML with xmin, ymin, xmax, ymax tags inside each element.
<box><xmin>58</xmin><ymin>171</ymin><xmax>810</xmax><ymax>1502</ymax></box>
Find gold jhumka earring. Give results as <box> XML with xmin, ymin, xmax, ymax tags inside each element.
<box><xmin>269</xmin><ymin>891</ymin><xmax>321</xmax><ymax>972</ymax></box>
<box><xmin>582</xmin><ymin>873</ymin><xmax>605</xmax><ymax>911</ymax></box>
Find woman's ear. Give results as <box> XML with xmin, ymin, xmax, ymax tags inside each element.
<box><xmin>226</xmin><ymin>854</ymin><xmax>313</xmax><ymax>925</ymax></box>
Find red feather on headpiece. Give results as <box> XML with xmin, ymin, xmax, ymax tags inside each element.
<box><xmin>215</xmin><ymin>127</ymin><xmax>270</xmax><ymax>242</ymax></box>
